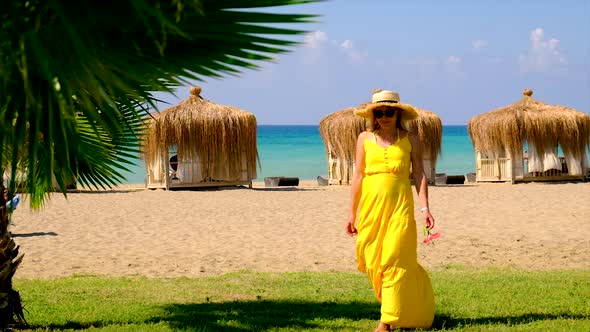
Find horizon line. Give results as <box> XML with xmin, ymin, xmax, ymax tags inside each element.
<box><xmin>256</xmin><ymin>123</ymin><xmax>469</xmax><ymax>126</ymax></box>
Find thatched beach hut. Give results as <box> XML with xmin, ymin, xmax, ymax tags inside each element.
<box><xmin>319</xmin><ymin>103</ymin><xmax>442</xmax><ymax>185</ymax></box>
<box><xmin>142</xmin><ymin>86</ymin><xmax>258</xmax><ymax>189</ymax></box>
<box><xmin>468</xmin><ymin>89</ymin><xmax>590</xmax><ymax>183</ymax></box>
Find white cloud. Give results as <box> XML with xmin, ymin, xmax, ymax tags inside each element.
<box><xmin>301</xmin><ymin>32</ymin><xmax>367</xmax><ymax>64</ymax></box>
<box><xmin>340</xmin><ymin>40</ymin><xmax>353</xmax><ymax>49</ymax></box>
<box><xmin>338</xmin><ymin>39</ymin><xmax>368</xmax><ymax>63</ymax></box>
<box><xmin>472</xmin><ymin>39</ymin><xmax>489</xmax><ymax>51</ymax></box>
<box><xmin>519</xmin><ymin>28</ymin><xmax>567</xmax><ymax>72</ymax></box>
<box><xmin>446</xmin><ymin>56</ymin><xmax>462</xmax><ymax>65</ymax></box>
<box><xmin>304</xmin><ymin>30</ymin><xmax>328</xmax><ymax>48</ymax></box>
<box><xmin>444</xmin><ymin>56</ymin><xmax>464</xmax><ymax>79</ymax></box>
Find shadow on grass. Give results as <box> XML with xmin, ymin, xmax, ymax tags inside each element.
<box><xmin>24</xmin><ymin>301</ymin><xmax>588</xmax><ymax>331</ymax></box>
<box><xmin>23</xmin><ymin>300</ymin><xmax>378</xmax><ymax>331</ymax></box>
<box><xmin>21</xmin><ymin>321</ymin><xmax>103</xmax><ymax>330</ymax></box>
<box><xmin>149</xmin><ymin>300</ymin><xmax>380</xmax><ymax>331</ymax></box>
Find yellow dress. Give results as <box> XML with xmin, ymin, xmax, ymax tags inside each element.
<box><xmin>356</xmin><ymin>132</ymin><xmax>434</xmax><ymax>328</ymax></box>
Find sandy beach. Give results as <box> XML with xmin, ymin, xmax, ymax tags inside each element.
<box><xmin>9</xmin><ymin>181</ymin><xmax>590</xmax><ymax>279</ymax></box>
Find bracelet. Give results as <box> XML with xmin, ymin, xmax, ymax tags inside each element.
<box><xmin>420</xmin><ymin>207</ymin><xmax>429</xmax><ymax>213</ymax></box>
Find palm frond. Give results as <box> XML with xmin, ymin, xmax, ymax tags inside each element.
<box><xmin>1</xmin><ymin>0</ymin><xmax>321</xmax><ymax>207</ymax></box>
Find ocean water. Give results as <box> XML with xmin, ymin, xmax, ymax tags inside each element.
<box><xmin>121</xmin><ymin>125</ymin><xmax>476</xmax><ymax>184</ymax></box>
<box><xmin>436</xmin><ymin>125</ymin><xmax>476</xmax><ymax>176</ymax></box>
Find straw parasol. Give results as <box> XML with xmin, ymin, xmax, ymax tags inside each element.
<box><xmin>319</xmin><ymin>104</ymin><xmax>367</xmax><ymax>184</ymax></box>
<box><xmin>319</xmin><ymin>103</ymin><xmax>442</xmax><ymax>184</ymax></box>
<box><xmin>406</xmin><ymin>107</ymin><xmax>443</xmax><ymax>164</ymax></box>
<box><xmin>468</xmin><ymin>89</ymin><xmax>590</xmax><ymax>173</ymax></box>
<box><xmin>142</xmin><ymin>86</ymin><xmax>258</xmax><ymax>183</ymax></box>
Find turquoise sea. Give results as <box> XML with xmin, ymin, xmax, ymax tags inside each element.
<box><xmin>121</xmin><ymin>125</ymin><xmax>475</xmax><ymax>184</ymax></box>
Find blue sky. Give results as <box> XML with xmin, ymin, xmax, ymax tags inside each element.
<box><xmin>154</xmin><ymin>0</ymin><xmax>590</xmax><ymax>125</ymax></box>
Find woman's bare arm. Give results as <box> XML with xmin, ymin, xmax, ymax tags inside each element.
<box><xmin>409</xmin><ymin>132</ymin><xmax>435</xmax><ymax>230</ymax></box>
<box><xmin>346</xmin><ymin>131</ymin><xmax>367</xmax><ymax>236</ymax></box>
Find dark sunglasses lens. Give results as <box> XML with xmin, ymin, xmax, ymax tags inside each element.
<box><xmin>374</xmin><ymin>109</ymin><xmax>395</xmax><ymax>119</ymax></box>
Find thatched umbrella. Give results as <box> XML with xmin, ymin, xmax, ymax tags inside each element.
<box><xmin>142</xmin><ymin>86</ymin><xmax>258</xmax><ymax>185</ymax></box>
<box><xmin>319</xmin><ymin>104</ymin><xmax>366</xmax><ymax>184</ymax></box>
<box><xmin>319</xmin><ymin>103</ymin><xmax>442</xmax><ymax>184</ymax></box>
<box><xmin>468</xmin><ymin>89</ymin><xmax>590</xmax><ymax>175</ymax></box>
<box><xmin>406</xmin><ymin>107</ymin><xmax>443</xmax><ymax>164</ymax></box>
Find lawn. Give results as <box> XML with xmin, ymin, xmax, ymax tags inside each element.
<box><xmin>13</xmin><ymin>267</ymin><xmax>590</xmax><ymax>331</ymax></box>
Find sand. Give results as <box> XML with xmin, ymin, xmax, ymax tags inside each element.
<box><xmin>9</xmin><ymin>181</ymin><xmax>590</xmax><ymax>279</ymax></box>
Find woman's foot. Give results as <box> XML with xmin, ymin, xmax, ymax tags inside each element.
<box><xmin>374</xmin><ymin>321</ymin><xmax>391</xmax><ymax>332</ymax></box>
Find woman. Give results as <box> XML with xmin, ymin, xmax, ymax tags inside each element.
<box><xmin>346</xmin><ymin>89</ymin><xmax>436</xmax><ymax>331</ymax></box>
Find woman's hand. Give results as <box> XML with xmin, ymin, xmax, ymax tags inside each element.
<box><xmin>423</xmin><ymin>210</ymin><xmax>435</xmax><ymax>231</ymax></box>
<box><xmin>345</xmin><ymin>213</ymin><xmax>358</xmax><ymax>236</ymax></box>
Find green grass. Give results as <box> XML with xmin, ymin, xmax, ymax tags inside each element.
<box><xmin>13</xmin><ymin>268</ymin><xmax>590</xmax><ymax>331</ymax></box>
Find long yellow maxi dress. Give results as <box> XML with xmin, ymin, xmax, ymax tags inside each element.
<box><xmin>356</xmin><ymin>133</ymin><xmax>435</xmax><ymax>328</ymax></box>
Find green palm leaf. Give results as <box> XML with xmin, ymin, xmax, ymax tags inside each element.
<box><xmin>1</xmin><ymin>0</ymin><xmax>319</xmax><ymax>326</ymax></box>
<box><xmin>1</xmin><ymin>0</ymin><xmax>321</xmax><ymax>208</ymax></box>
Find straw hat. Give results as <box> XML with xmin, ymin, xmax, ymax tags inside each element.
<box><xmin>354</xmin><ymin>89</ymin><xmax>419</xmax><ymax>124</ymax></box>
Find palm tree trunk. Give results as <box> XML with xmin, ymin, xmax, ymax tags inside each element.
<box><xmin>0</xmin><ymin>186</ymin><xmax>26</xmax><ymax>328</ymax></box>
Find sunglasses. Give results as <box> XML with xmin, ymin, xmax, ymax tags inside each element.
<box><xmin>373</xmin><ymin>109</ymin><xmax>396</xmax><ymax>119</ymax></box>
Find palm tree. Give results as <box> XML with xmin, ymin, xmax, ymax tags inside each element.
<box><xmin>0</xmin><ymin>0</ymin><xmax>319</xmax><ymax>326</ymax></box>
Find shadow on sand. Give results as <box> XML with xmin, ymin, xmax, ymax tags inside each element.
<box><xmin>11</xmin><ymin>231</ymin><xmax>58</xmax><ymax>238</ymax></box>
